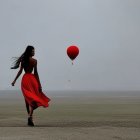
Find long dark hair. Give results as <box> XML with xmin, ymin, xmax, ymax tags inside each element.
<box><xmin>11</xmin><ymin>45</ymin><xmax>34</xmax><ymax>69</ymax></box>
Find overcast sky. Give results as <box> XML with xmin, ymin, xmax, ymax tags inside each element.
<box><xmin>0</xmin><ymin>0</ymin><xmax>140</xmax><ymax>91</ymax></box>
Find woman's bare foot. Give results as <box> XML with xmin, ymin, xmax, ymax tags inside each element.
<box><xmin>28</xmin><ymin>116</ymin><xmax>34</xmax><ymax>126</ymax></box>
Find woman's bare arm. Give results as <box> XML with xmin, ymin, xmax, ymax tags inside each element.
<box><xmin>34</xmin><ymin>60</ymin><xmax>42</xmax><ymax>91</ymax></box>
<box><xmin>11</xmin><ymin>63</ymin><xmax>23</xmax><ymax>86</ymax></box>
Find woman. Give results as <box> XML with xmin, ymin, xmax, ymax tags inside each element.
<box><xmin>11</xmin><ymin>45</ymin><xmax>50</xmax><ymax>126</ymax></box>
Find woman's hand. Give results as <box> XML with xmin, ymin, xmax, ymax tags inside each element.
<box><xmin>39</xmin><ymin>87</ymin><xmax>42</xmax><ymax>93</ymax></box>
<box><xmin>11</xmin><ymin>80</ymin><xmax>16</xmax><ymax>86</ymax></box>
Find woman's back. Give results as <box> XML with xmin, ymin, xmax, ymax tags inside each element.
<box><xmin>23</xmin><ymin>57</ymin><xmax>36</xmax><ymax>73</ymax></box>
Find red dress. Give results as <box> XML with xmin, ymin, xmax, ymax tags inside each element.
<box><xmin>21</xmin><ymin>73</ymin><xmax>50</xmax><ymax>110</ymax></box>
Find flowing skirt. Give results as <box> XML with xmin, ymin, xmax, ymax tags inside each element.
<box><xmin>21</xmin><ymin>73</ymin><xmax>50</xmax><ymax>110</ymax></box>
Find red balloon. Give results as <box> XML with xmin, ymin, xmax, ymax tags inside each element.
<box><xmin>67</xmin><ymin>46</ymin><xmax>79</xmax><ymax>61</ymax></box>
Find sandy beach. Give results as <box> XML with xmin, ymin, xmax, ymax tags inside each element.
<box><xmin>0</xmin><ymin>90</ymin><xmax>140</xmax><ymax>140</ymax></box>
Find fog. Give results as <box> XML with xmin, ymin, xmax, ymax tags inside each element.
<box><xmin>0</xmin><ymin>0</ymin><xmax>140</xmax><ymax>91</ymax></box>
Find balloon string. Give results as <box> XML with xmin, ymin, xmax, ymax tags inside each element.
<box><xmin>72</xmin><ymin>61</ymin><xmax>73</xmax><ymax>65</ymax></box>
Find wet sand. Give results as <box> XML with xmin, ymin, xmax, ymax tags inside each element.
<box><xmin>0</xmin><ymin>90</ymin><xmax>140</xmax><ymax>140</ymax></box>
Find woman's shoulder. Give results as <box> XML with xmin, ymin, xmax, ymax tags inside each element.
<box><xmin>30</xmin><ymin>57</ymin><xmax>37</xmax><ymax>64</ymax></box>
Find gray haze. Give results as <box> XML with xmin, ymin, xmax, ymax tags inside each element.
<box><xmin>0</xmin><ymin>0</ymin><xmax>140</xmax><ymax>91</ymax></box>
